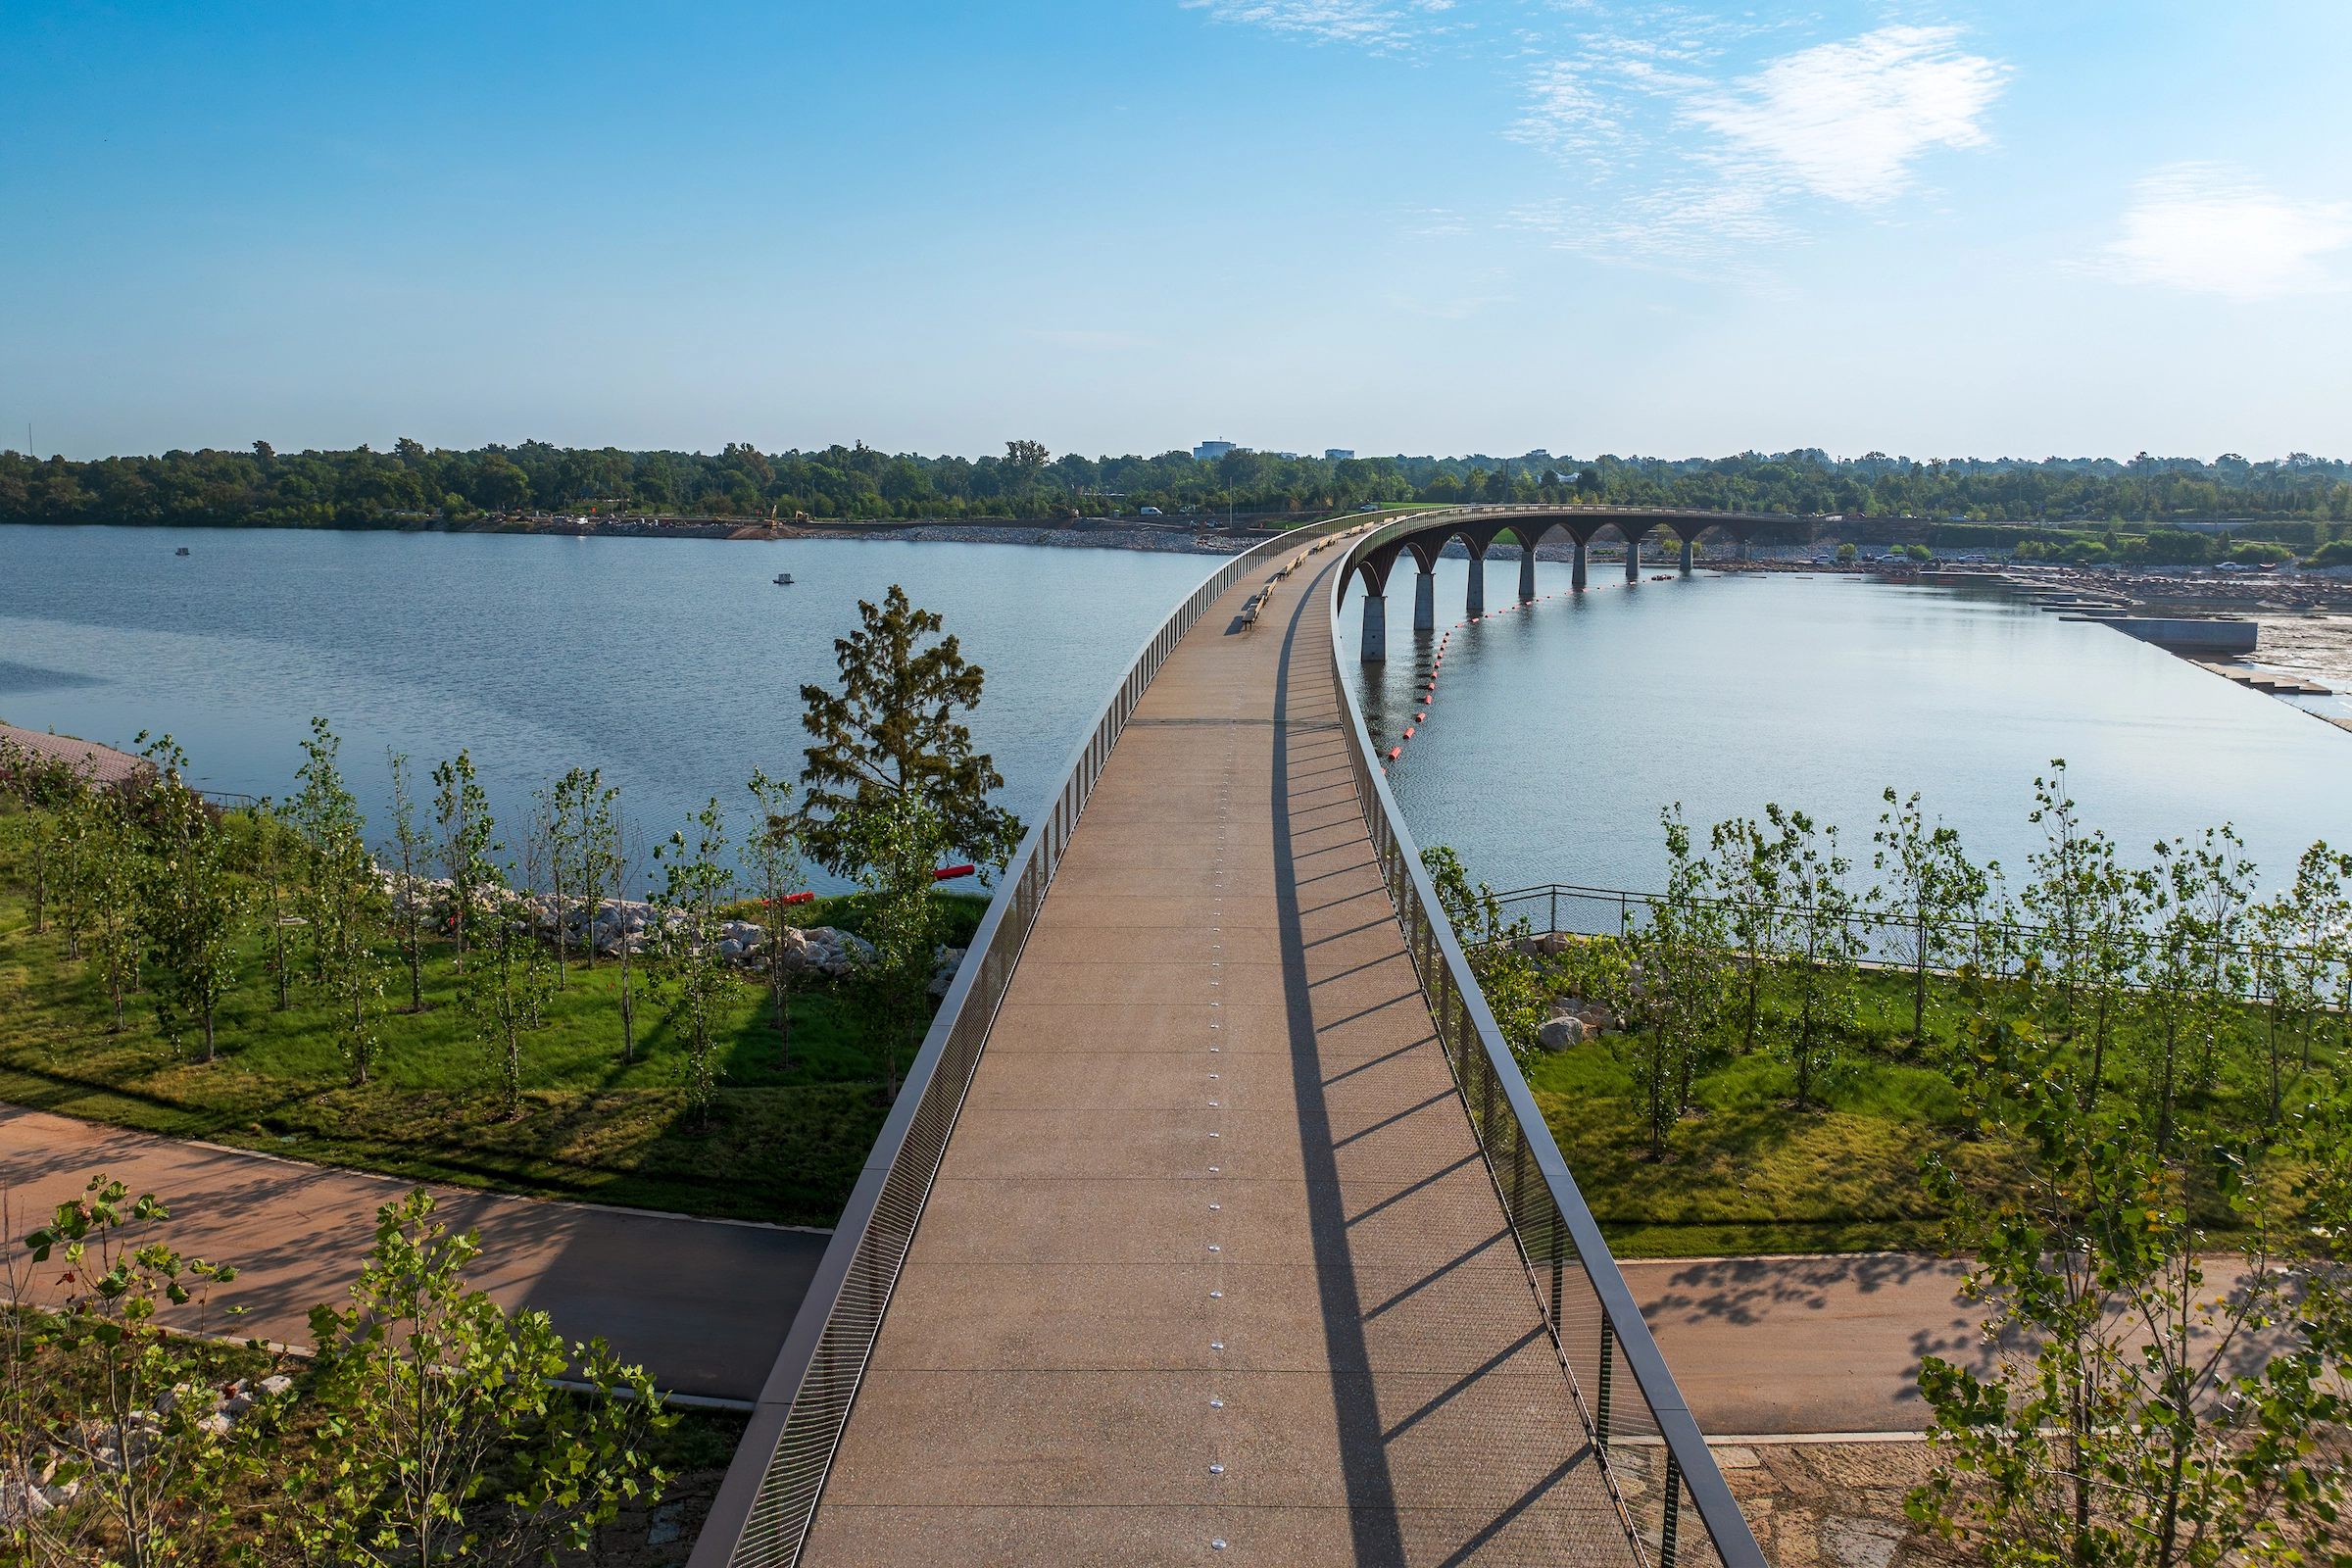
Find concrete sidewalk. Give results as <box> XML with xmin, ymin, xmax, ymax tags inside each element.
<box><xmin>1</xmin><ymin>1104</ymin><xmax>829</xmax><ymax>1403</ymax></box>
<box><xmin>1620</xmin><ymin>1254</ymin><xmax>1978</xmax><ymax>1436</ymax></box>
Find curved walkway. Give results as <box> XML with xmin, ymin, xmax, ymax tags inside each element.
<box><xmin>1621</xmin><ymin>1255</ymin><xmax>1975</xmax><ymax>1437</ymax></box>
<box><xmin>0</xmin><ymin>1103</ymin><xmax>829</xmax><ymax>1403</ymax></box>
<box><xmin>796</xmin><ymin>557</ymin><xmax>1630</xmax><ymax>1566</ymax></box>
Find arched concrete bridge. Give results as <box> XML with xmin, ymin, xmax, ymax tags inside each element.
<box><xmin>692</xmin><ymin>511</ymin><xmax>1769</xmax><ymax>1568</ymax></box>
<box><xmin>1340</xmin><ymin>508</ymin><xmax>1803</xmax><ymax>661</ymax></box>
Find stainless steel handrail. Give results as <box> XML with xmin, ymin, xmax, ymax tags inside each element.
<box><xmin>1326</xmin><ymin>530</ymin><xmax>1769</xmax><ymax>1568</ymax></box>
<box><xmin>689</xmin><ymin>518</ymin><xmax>1377</xmax><ymax>1568</ymax></box>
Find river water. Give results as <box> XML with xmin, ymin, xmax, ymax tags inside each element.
<box><xmin>1344</xmin><ymin>561</ymin><xmax>2352</xmax><ymax>901</ymax></box>
<box><xmin>10</xmin><ymin>530</ymin><xmax>2347</xmax><ymax>906</ymax></box>
<box><xmin>0</xmin><ymin>526</ymin><xmax>1209</xmax><ymax>891</ymax></box>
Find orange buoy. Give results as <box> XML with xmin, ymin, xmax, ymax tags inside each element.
<box><xmin>1402</xmin><ymin>727</ymin><xmax>1414</xmax><ymax>738</ymax></box>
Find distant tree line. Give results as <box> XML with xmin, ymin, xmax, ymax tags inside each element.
<box><xmin>3</xmin><ymin>440</ymin><xmax>2347</xmax><ymax>530</ymax></box>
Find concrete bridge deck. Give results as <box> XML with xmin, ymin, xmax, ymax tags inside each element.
<box><xmin>801</xmin><ymin>557</ymin><xmax>1633</xmax><ymax>1566</ymax></box>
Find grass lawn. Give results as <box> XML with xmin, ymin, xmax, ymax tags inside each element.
<box><xmin>0</xmin><ymin>871</ymin><xmax>989</xmax><ymax>1228</ymax></box>
<box><xmin>1526</xmin><ymin>965</ymin><xmax>2313</xmax><ymax>1258</ymax></box>
<box><xmin>1530</xmin><ymin>1038</ymin><xmax>2017</xmax><ymax>1257</ymax></box>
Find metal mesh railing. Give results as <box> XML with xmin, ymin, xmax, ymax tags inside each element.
<box><xmin>689</xmin><ymin>518</ymin><xmax>1378</xmax><ymax>1568</ymax></box>
<box><xmin>1327</xmin><ymin>524</ymin><xmax>1768</xmax><ymax>1568</ymax></box>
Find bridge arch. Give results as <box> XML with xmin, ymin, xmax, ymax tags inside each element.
<box><xmin>1345</xmin><ymin>504</ymin><xmax>1804</xmax><ymax>660</ymax></box>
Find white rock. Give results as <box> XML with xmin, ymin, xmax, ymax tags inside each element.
<box><xmin>0</xmin><ymin>1480</ymin><xmax>51</xmax><ymax>1523</ymax></box>
<box><xmin>1822</xmin><ymin>1517</ymin><xmax>1902</xmax><ymax>1568</ymax></box>
<box><xmin>1538</xmin><ymin>1017</ymin><xmax>1585</xmax><ymax>1052</ymax></box>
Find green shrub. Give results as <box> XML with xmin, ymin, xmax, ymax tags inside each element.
<box><xmin>2128</xmin><ymin>528</ymin><xmax>2212</xmax><ymax>566</ymax></box>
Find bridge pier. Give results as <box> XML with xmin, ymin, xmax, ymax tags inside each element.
<box><xmin>1625</xmin><ymin>533</ymin><xmax>1642</xmax><ymax>582</ymax></box>
<box><xmin>1359</xmin><ymin>593</ymin><xmax>1387</xmax><ymax>662</ymax></box>
<box><xmin>1518</xmin><ymin>544</ymin><xmax>1537</xmax><ymax>603</ymax></box>
<box><xmin>1680</xmin><ymin>536</ymin><xmax>1694</xmax><ymax>575</ymax></box>
<box><xmin>1413</xmin><ymin>568</ymin><xmax>1434</xmax><ymax>631</ymax></box>
<box><xmin>1465</xmin><ymin>550</ymin><xmax>1486</xmax><ymax>616</ymax></box>
<box><xmin>1572</xmin><ymin>537</ymin><xmax>1588</xmax><ymax>591</ymax></box>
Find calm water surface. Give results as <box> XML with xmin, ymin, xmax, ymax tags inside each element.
<box><xmin>0</xmin><ymin>526</ymin><xmax>1208</xmax><ymax>890</ymax></box>
<box><xmin>1345</xmin><ymin>563</ymin><xmax>2352</xmax><ymax>898</ymax></box>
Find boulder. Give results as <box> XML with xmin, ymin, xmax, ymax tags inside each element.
<box><xmin>1550</xmin><ymin>995</ymin><xmax>1619</xmax><ymax>1033</ymax></box>
<box><xmin>1538</xmin><ymin>1017</ymin><xmax>1586</xmax><ymax>1052</ymax></box>
<box><xmin>928</xmin><ymin>946</ymin><xmax>968</xmax><ymax>997</ymax></box>
<box><xmin>764</xmin><ymin>925</ymin><xmax>875</xmax><ymax>977</ymax></box>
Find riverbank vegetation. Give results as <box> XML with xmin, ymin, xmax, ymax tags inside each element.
<box><xmin>1444</xmin><ymin>777</ymin><xmax>2352</xmax><ymax>1557</ymax></box>
<box><xmin>1431</xmin><ymin>768</ymin><xmax>2351</xmax><ymax>1259</ymax></box>
<box><xmin>5</xmin><ymin>440</ymin><xmax>2345</xmax><ymax>531</ymax></box>
<box><xmin>0</xmin><ymin>586</ymin><xmax>1008</xmax><ymax>1226</ymax></box>
<box><xmin>2</xmin><ymin>1177</ymin><xmax>743</xmax><ymax>1564</ymax></box>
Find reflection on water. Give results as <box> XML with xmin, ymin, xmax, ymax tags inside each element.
<box><xmin>1346</xmin><ymin>564</ymin><xmax>2352</xmax><ymax>897</ymax></box>
<box><xmin>0</xmin><ymin>526</ymin><xmax>1209</xmax><ymax>891</ymax></box>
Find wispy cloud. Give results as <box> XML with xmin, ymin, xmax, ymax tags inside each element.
<box><xmin>1681</xmin><ymin>25</ymin><xmax>2005</xmax><ymax>205</ymax></box>
<box><xmin>2070</xmin><ymin>165</ymin><xmax>2352</xmax><ymax>301</ymax></box>
<box><xmin>1181</xmin><ymin>0</ymin><xmax>1459</xmax><ymax>52</ymax></box>
<box><xmin>1513</xmin><ymin>181</ymin><xmax>1794</xmax><ymax>279</ymax></box>
<box><xmin>1194</xmin><ymin>2</ymin><xmax>2008</xmax><ymax>272</ymax></box>
<box><xmin>1513</xmin><ymin>18</ymin><xmax>2005</xmax><ymax>269</ymax></box>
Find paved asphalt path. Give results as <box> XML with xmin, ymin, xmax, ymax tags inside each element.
<box><xmin>1</xmin><ymin>1105</ymin><xmax>830</xmax><ymax>1402</ymax></box>
<box><xmin>1620</xmin><ymin>1252</ymin><xmax>1983</xmax><ymax>1435</ymax></box>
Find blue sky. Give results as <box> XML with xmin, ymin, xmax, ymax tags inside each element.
<box><xmin>6</xmin><ymin>1</ymin><xmax>2347</xmax><ymax>462</ymax></box>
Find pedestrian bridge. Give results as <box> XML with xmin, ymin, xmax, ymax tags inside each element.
<box><xmin>1337</xmin><ymin>506</ymin><xmax>1802</xmax><ymax>661</ymax></box>
<box><xmin>689</xmin><ymin>510</ymin><xmax>1774</xmax><ymax>1568</ymax></box>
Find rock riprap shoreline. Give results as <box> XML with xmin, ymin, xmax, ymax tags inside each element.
<box><xmin>376</xmin><ymin>872</ymin><xmax>966</xmax><ymax>994</ymax></box>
